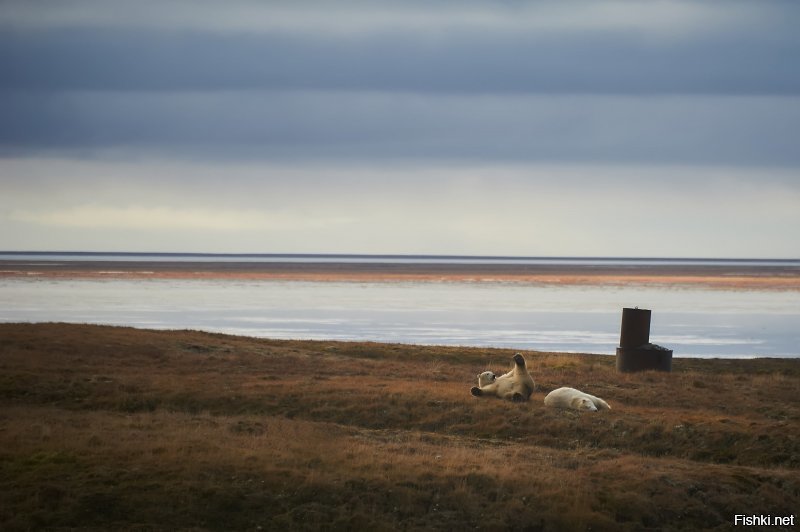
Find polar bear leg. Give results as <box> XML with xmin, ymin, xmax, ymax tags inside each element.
<box><xmin>590</xmin><ymin>395</ymin><xmax>611</xmax><ymax>410</ymax></box>
<box><xmin>510</xmin><ymin>392</ymin><xmax>527</xmax><ymax>402</ymax></box>
<box><xmin>472</xmin><ymin>380</ymin><xmax>501</xmax><ymax>396</ymax></box>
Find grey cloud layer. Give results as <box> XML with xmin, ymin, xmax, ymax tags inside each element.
<box><xmin>2</xmin><ymin>27</ymin><xmax>799</xmax><ymax>94</ymax></box>
<box><xmin>2</xmin><ymin>91</ymin><xmax>799</xmax><ymax>166</ymax></box>
<box><xmin>1</xmin><ymin>1</ymin><xmax>799</xmax><ymax>167</ymax></box>
<box><xmin>1</xmin><ymin>1</ymin><xmax>791</xmax><ymax>36</ymax></box>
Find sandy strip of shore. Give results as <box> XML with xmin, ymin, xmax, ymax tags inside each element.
<box><xmin>2</xmin><ymin>260</ymin><xmax>799</xmax><ymax>290</ymax></box>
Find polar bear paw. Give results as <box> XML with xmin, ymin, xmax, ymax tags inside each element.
<box><xmin>512</xmin><ymin>392</ymin><xmax>527</xmax><ymax>402</ymax></box>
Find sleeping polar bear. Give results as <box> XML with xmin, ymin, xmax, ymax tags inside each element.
<box><xmin>471</xmin><ymin>353</ymin><xmax>535</xmax><ymax>402</ymax></box>
<box><xmin>544</xmin><ymin>387</ymin><xmax>610</xmax><ymax>412</ymax></box>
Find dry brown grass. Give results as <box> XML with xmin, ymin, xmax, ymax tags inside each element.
<box><xmin>1</xmin><ymin>323</ymin><xmax>799</xmax><ymax>530</ymax></box>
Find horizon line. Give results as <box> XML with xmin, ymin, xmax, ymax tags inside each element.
<box><xmin>1</xmin><ymin>251</ymin><xmax>799</xmax><ymax>263</ymax></box>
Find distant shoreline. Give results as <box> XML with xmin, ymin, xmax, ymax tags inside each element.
<box><xmin>2</xmin><ymin>251</ymin><xmax>799</xmax><ymax>265</ymax></box>
<box><xmin>2</xmin><ymin>258</ymin><xmax>799</xmax><ymax>290</ymax></box>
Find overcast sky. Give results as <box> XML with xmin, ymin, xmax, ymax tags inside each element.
<box><xmin>1</xmin><ymin>0</ymin><xmax>798</xmax><ymax>257</ymax></box>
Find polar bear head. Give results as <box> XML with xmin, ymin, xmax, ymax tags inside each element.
<box><xmin>477</xmin><ymin>371</ymin><xmax>496</xmax><ymax>388</ymax></box>
<box><xmin>571</xmin><ymin>396</ymin><xmax>598</xmax><ymax>412</ymax></box>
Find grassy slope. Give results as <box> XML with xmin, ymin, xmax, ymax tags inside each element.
<box><xmin>0</xmin><ymin>323</ymin><xmax>798</xmax><ymax>531</ymax></box>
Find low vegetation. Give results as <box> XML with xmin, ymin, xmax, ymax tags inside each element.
<box><xmin>1</xmin><ymin>323</ymin><xmax>798</xmax><ymax>530</ymax></box>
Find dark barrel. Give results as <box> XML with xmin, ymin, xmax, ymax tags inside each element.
<box><xmin>619</xmin><ymin>307</ymin><xmax>651</xmax><ymax>348</ymax></box>
<box><xmin>616</xmin><ymin>307</ymin><xmax>672</xmax><ymax>372</ymax></box>
<box><xmin>616</xmin><ymin>346</ymin><xmax>673</xmax><ymax>372</ymax></box>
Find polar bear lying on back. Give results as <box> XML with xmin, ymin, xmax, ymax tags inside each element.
<box><xmin>471</xmin><ymin>353</ymin><xmax>535</xmax><ymax>402</ymax></box>
<box><xmin>544</xmin><ymin>387</ymin><xmax>610</xmax><ymax>412</ymax></box>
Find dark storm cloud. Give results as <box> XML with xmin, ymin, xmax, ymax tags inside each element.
<box><xmin>1</xmin><ymin>27</ymin><xmax>799</xmax><ymax>95</ymax></box>
<box><xmin>1</xmin><ymin>1</ymin><xmax>799</xmax><ymax>167</ymax></box>
<box><xmin>2</xmin><ymin>90</ymin><xmax>799</xmax><ymax>167</ymax></box>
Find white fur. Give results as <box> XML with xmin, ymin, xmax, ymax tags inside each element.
<box><xmin>544</xmin><ymin>387</ymin><xmax>610</xmax><ymax>412</ymax></box>
<box><xmin>477</xmin><ymin>371</ymin><xmax>497</xmax><ymax>388</ymax></box>
<box><xmin>471</xmin><ymin>353</ymin><xmax>535</xmax><ymax>402</ymax></box>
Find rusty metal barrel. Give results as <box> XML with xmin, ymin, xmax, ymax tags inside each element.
<box><xmin>615</xmin><ymin>307</ymin><xmax>672</xmax><ymax>372</ymax></box>
<box><xmin>619</xmin><ymin>307</ymin><xmax>651</xmax><ymax>349</ymax></box>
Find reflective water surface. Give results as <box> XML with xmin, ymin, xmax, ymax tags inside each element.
<box><xmin>2</xmin><ymin>277</ymin><xmax>798</xmax><ymax>358</ymax></box>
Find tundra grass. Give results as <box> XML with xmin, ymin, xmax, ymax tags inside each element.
<box><xmin>1</xmin><ymin>323</ymin><xmax>798</xmax><ymax>530</ymax></box>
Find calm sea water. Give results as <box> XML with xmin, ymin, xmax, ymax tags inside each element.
<box><xmin>1</xmin><ymin>255</ymin><xmax>799</xmax><ymax>358</ymax></box>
